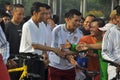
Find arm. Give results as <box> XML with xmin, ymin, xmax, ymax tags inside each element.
<box><xmin>83</xmin><ymin>43</ymin><xmax>101</xmax><ymax>49</ymax></box>
<box><xmin>32</xmin><ymin>44</ymin><xmax>61</xmax><ymax>54</ymax></box>
<box><xmin>76</xmin><ymin>42</ymin><xmax>102</xmax><ymax>51</ymax></box>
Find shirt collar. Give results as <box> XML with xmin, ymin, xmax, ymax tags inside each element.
<box><xmin>30</xmin><ymin>18</ymin><xmax>40</xmax><ymax>28</ymax></box>
<box><xmin>63</xmin><ymin>24</ymin><xmax>77</xmax><ymax>34</ymax></box>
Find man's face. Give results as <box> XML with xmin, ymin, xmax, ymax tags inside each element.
<box><xmin>84</xmin><ymin>16</ymin><xmax>95</xmax><ymax>31</ymax></box>
<box><xmin>6</xmin><ymin>5</ymin><xmax>12</xmax><ymax>11</ymax></box>
<box><xmin>12</xmin><ymin>7</ymin><xmax>24</xmax><ymax>23</ymax></box>
<box><xmin>2</xmin><ymin>16</ymin><xmax>10</xmax><ymax>24</ymax></box>
<box><xmin>90</xmin><ymin>21</ymin><xmax>102</xmax><ymax>36</ymax></box>
<box><xmin>66</xmin><ymin>15</ymin><xmax>81</xmax><ymax>30</ymax></box>
<box><xmin>42</xmin><ymin>9</ymin><xmax>51</xmax><ymax>23</ymax></box>
<box><xmin>35</xmin><ymin>7</ymin><xmax>46</xmax><ymax>22</ymax></box>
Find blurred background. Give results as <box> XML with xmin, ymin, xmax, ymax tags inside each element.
<box><xmin>0</xmin><ymin>0</ymin><xmax>120</xmax><ymax>23</ymax></box>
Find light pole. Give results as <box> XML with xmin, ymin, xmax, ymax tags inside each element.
<box><xmin>111</xmin><ymin>0</ymin><xmax>114</xmax><ymax>11</ymax></box>
<box><xmin>13</xmin><ymin>0</ymin><xmax>15</xmax><ymax>4</ymax></box>
<box><xmin>48</xmin><ymin>0</ymin><xmax>50</xmax><ymax>5</ymax></box>
<box><xmin>80</xmin><ymin>0</ymin><xmax>83</xmax><ymax>13</ymax></box>
<box><xmin>60</xmin><ymin>0</ymin><xmax>62</xmax><ymax>23</ymax></box>
<box><xmin>13</xmin><ymin>0</ymin><xmax>22</xmax><ymax>4</ymax></box>
<box><xmin>119</xmin><ymin>0</ymin><xmax>120</xmax><ymax>5</ymax></box>
<box><xmin>83</xmin><ymin>0</ymin><xmax>86</xmax><ymax>17</ymax></box>
<box><xmin>53</xmin><ymin>0</ymin><xmax>57</xmax><ymax>15</ymax></box>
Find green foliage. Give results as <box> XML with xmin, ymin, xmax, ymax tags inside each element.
<box><xmin>87</xmin><ymin>0</ymin><xmax>111</xmax><ymax>17</ymax></box>
<box><xmin>0</xmin><ymin>0</ymin><xmax>119</xmax><ymax>23</ymax></box>
<box><xmin>22</xmin><ymin>0</ymin><xmax>47</xmax><ymax>16</ymax></box>
<box><xmin>85</xmin><ymin>10</ymin><xmax>104</xmax><ymax>17</ymax></box>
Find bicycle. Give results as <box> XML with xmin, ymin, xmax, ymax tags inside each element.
<box><xmin>8</xmin><ymin>53</ymin><xmax>43</xmax><ymax>80</ymax></box>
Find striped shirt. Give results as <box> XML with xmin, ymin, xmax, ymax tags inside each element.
<box><xmin>49</xmin><ymin>24</ymin><xmax>83</xmax><ymax>70</ymax></box>
<box><xmin>0</xmin><ymin>26</ymin><xmax>9</xmax><ymax>64</ymax></box>
<box><xmin>102</xmin><ymin>25</ymin><xmax>120</xmax><ymax>64</ymax></box>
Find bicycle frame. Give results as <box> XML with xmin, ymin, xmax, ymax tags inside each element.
<box><xmin>8</xmin><ymin>53</ymin><xmax>43</xmax><ymax>80</ymax></box>
<box><xmin>8</xmin><ymin>65</ymin><xmax>27</xmax><ymax>80</ymax></box>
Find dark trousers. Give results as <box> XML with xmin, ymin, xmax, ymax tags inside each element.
<box><xmin>48</xmin><ymin>66</ymin><xmax>76</xmax><ymax>80</ymax></box>
<box><xmin>26</xmin><ymin>59</ymin><xmax>45</xmax><ymax>80</ymax></box>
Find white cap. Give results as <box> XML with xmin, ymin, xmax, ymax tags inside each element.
<box><xmin>98</xmin><ymin>23</ymin><xmax>114</xmax><ymax>31</ymax></box>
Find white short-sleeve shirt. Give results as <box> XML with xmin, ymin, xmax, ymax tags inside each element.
<box><xmin>39</xmin><ymin>22</ymin><xmax>52</xmax><ymax>47</ymax></box>
<box><xmin>19</xmin><ymin>18</ymin><xmax>46</xmax><ymax>55</ymax></box>
<box><xmin>49</xmin><ymin>24</ymin><xmax>83</xmax><ymax>70</ymax></box>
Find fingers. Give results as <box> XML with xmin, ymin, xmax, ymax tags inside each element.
<box><xmin>7</xmin><ymin>59</ymin><xmax>18</xmax><ymax>69</ymax></box>
<box><xmin>76</xmin><ymin>42</ymin><xmax>88</xmax><ymax>51</ymax></box>
<box><xmin>54</xmin><ymin>48</ymin><xmax>78</xmax><ymax>58</ymax></box>
<box><xmin>66</xmin><ymin>55</ymin><xmax>77</xmax><ymax>65</ymax></box>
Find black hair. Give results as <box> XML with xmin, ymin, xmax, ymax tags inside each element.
<box><xmin>113</xmin><ymin>5</ymin><xmax>120</xmax><ymax>10</ymax></box>
<box><xmin>53</xmin><ymin>15</ymin><xmax>59</xmax><ymax>24</ymax></box>
<box><xmin>116</xmin><ymin>6</ymin><xmax>120</xmax><ymax>16</ymax></box>
<box><xmin>5</xmin><ymin>2</ymin><xmax>11</xmax><ymax>6</ymax></box>
<box><xmin>2</xmin><ymin>13</ymin><xmax>11</xmax><ymax>18</ymax></box>
<box><xmin>92</xmin><ymin>18</ymin><xmax>105</xmax><ymax>28</ymax></box>
<box><xmin>0</xmin><ymin>8</ymin><xmax>5</xmax><ymax>18</ymax></box>
<box><xmin>43</xmin><ymin>3</ymin><xmax>51</xmax><ymax>10</ymax></box>
<box><xmin>64</xmin><ymin>9</ymin><xmax>82</xmax><ymax>18</ymax></box>
<box><xmin>31</xmin><ymin>2</ymin><xmax>45</xmax><ymax>15</ymax></box>
<box><xmin>81</xmin><ymin>17</ymin><xmax>85</xmax><ymax>21</ymax></box>
<box><xmin>22</xmin><ymin>16</ymin><xmax>31</xmax><ymax>23</ymax></box>
<box><xmin>12</xmin><ymin>4</ymin><xmax>24</xmax><ymax>11</ymax></box>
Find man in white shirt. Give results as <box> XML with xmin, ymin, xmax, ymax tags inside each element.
<box><xmin>48</xmin><ymin>9</ymin><xmax>83</xmax><ymax>80</ymax></box>
<box><xmin>19</xmin><ymin>2</ymin><xmax>66</xmax><ymax>80</ymax></box>
<box><xmin>39</xmin><ymin>3</ymin><xmax>52</xmax><ymax>80</ymax></box>
<box><xmin>102</xmin><ymin>7</ymin><xmax>120</xmax><ymax>80</ymax></box>
<box><xmin>40</xmin><ymin>3</ymin><xmax>52</xmax><ymax>48</ymax></box>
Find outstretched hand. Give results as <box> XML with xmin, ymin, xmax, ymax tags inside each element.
<box><xmin>6</xmin><ymin>59</ymin><xmax>18</xmax><ymax>69</ymax></box>
<box><xmin>52</xmin><ymin>48</ymin><xmax>67</xmax><ymax>58</ymax></box>
<box><xmin>61</xmin><ymin>40</ymin><xmax>71</xmax><ymax>49</ymax></box>
<box><xmin>53</xmin><ymin>48</ymin><xmax>78</xmax><ymax>58</ymax></box>
<box><xmin>76</xmin><ymin>42</ymin><xmax>88</xmax><ymax>51</ymax></box>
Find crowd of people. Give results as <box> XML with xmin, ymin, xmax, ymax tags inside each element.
<box><xmin>0</xmin><ymin>1</ymin><xmax>120</xmax><ymax>80</ymax></box>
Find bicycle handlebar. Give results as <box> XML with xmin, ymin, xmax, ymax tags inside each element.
<box><xmin>11</xmin><ymin>53</ymin><xmax>43</xmax><ymax>60</ymax></box>
<box><xmin>103</xmin><ymin>59</ymin><xmax>120</xmax><ymax>67</ymax></box>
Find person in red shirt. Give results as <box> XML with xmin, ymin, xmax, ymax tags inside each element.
<box><xmin>77</xmin><ymin>18</ymin><xmax>105</xmax><ymax>80</ymax></box>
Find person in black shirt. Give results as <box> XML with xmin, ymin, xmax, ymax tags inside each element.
<box><xmin>5</xmin><ymin>4</ymin><xmax>24</xmax><ymax>58</ymax></box>
<box><xmin>5</xmin><ymin>4</ymin><xmax>24</xmax><ymax>80</ymax></box>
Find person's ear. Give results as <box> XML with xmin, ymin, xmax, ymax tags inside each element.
<box><xmin>33</xmin><ymin>11</ymin><xmax>38</xmax><ymax>16</ymax></box>
<box><xmin>64</xmin><ymin>18</ymin><xmax>70</xmax><ymax>23</ymax></box>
